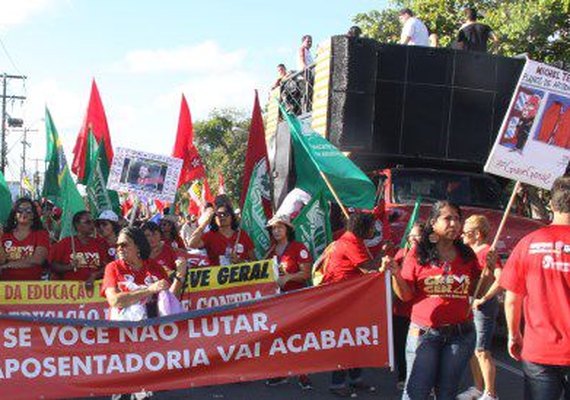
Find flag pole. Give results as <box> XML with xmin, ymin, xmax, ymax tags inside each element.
<box><xmin>471</xmin><ymin>180</ymin><xmax>521</xmax><ymax>307</ymax></box>
<box><xmin>319</xmin><ymin>170</ymin><xmax>349</xmax><ymax>220</ymax></box>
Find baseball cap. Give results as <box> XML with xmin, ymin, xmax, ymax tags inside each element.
<box><xmin>97</xmin><ymin>210</ymin><xmax>119</xmax><ymax>222</ymax></box>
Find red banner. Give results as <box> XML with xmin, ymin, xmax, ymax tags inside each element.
<box><xmin>0</xmin><ymin>274</ymin><xmax>390</xmax><ymax>399</ymax></box>
<box><xmin>0</xmin><ymin>260</ymin><xmax>279</xmax><ymax>319</ymax></box>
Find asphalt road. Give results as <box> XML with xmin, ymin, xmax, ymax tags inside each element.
<box><xmin>82</xmin><ymin>337</ymin><xmax>525</xmax><ymax>400</ymax></box>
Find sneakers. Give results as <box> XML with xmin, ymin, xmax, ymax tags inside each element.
<box><xmin>478</xmin><ymin>393</ymin><xmax>499</xmax><ymax>400</ymax></box>
<box><xmin>329</xmin><ymin>387</ymin><xmax>357</xmax><ymax>398</ymax></box>
<box><xmin>265</xmin><ymin>377</ymin><xmax>289</xmax><ymax>386</ymax></box>
<box><xmin>396</xmin><ymin>380</ymin><xmax>406</xmax><ymax>391</ymax></box>
<box><xmin>298</xmin><ymin>375</ymin><xmax>313</xmax><ymax>390</ymax></box>
<box><xmin>457</xmin><ymin>386</ymin><xmax>483</xmax><ymax>400</ymax></box>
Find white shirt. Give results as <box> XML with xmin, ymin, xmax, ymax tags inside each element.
<box><xmin>401</xmin><ymin>17</ymin><xmax>430</xmax><ymax>46</ymax></box>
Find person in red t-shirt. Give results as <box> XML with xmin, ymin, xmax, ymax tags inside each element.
<box><xmin>0</xmin><ymin>198</ymin><xmax>50</xmax><ymax>281</ymax></box>
<box><xmin>458</xmin><ymin>215</ymin><xmax>502</xmax><ymax>400</ymax></box>
<box><xmin>95</xmin><ymin>210</ymin><xmax>120</xmax><ymax>262</ymax></box>
<box><xmin>142</xmin><ymin>221</ymin><xmax>185</xmax><ymax>274</ymax></box>
<box><xmin>50</xmin><ymin>211</ymin><xmax>108</xmax><ymax>288</ymax></box>
<box><xmin>159</xmin><ymin>215</ymin><xmax>186</xmax><ymax>250</ymax></box>
<box><xmin>323</xmin><ymin>212</ymin><xmax>382</xmax><ymax>397</ymax></box>
<box><xmin>392</xmin><ymin>221</ymin><xmax>424</xmax><ymax>389</ymax></box>
<box><xmin>264</xmin><ymin>214</ymin><xmax>313</xmax><ymax>390</ymax></box>
<box><xmin>500</xmin><ymin>176</ymin><xmax>570</xmax><ymax>400</ymax></box>
<box><xmin>188</xmin><ymin>202</ymin><xmax>255</xmax><ymax>266</ymax></box>
<box><xmin>385</xmin><ymin>201</ymin><xmax>481</xmax><ymax>400</ymax></box>
<box><xmin>102</xmin><ymin>227</ymin><xmax>187</xmax><ymax>322</ymax></box>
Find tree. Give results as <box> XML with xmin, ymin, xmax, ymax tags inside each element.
<box><xmin>353</xmin><ymin>0</ymin><xmax>569</xmax><ymax>64</ymax></box>
<box><xmin>192</xmin><ymin>108</ymin><xmax>250</xmax><ymax>207</ymax></box>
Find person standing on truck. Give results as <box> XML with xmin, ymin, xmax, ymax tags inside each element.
<box><xmin>500</xmin><ymin>176</ymin><xmax>570</xmax><ymax>400</ymax></box>
<box><xmin>398</xmin><ymin>8</ymin><xmax>430</xmax><ymax>47</ymax></box>
<box><xmin>456</xmin><ymin>8</ymin><xmax>499</xmax><ymax>53</ymax></box>
<box><xmin>458</xmin><ymin>215</ymin><xmax>502</xmax><ymax>400</ymax></box>
<box><xmin>384</xmin><ymin>201</ymin><xmax>481</xmax><ymax>400</ymax></box>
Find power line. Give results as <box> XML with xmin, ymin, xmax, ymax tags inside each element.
<box><xmin>0</xmin><ymin>36</ymin><xmax>25</xmax><ymax>81</ymax></box>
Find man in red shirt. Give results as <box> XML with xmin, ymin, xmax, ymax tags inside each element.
<box><xmin>501</xmin><ymin>176</ymin><xmax>570</xmax><ymax>399</ymax></box>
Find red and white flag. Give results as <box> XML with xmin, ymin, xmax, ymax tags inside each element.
<box><xmin>218</xmin><ymin>172</ymin><xmax>226</xmax><ymax>195</ymax></box>
<box><xmin>72</xmin><ymin>79</ymin><xmax>114</xmax><ymax>183</ymax></box>
<box><xmin>172</xmin><ymin>95</ymin><xmax>206</xmax><ymax>187</ymax></box>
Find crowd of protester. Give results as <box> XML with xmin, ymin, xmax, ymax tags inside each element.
<box><xmin>0</xmin><ymin>175</ymin><xmax>568</xmax><ymax>399</ymax></box>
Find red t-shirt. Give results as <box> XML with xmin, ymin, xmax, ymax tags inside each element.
<box><xmin>150</xmin><ymin>244</ymin><xmax>178</xmax><ymax>272</ymax></box>
<box><xmin>393</xmin><ymin>247</ymin><xmax>413</xmax><ymax>317</ymax></box>
<box><xmin>1</xmin><ymin>230</ymin><xmax>50</xmax><ymax>281</ymax></box>
<box><xmin>401</xmin><ymin>246</ymin><xmax>481</xmax><ymax>327</ymax></box>
<box><xmin>202</xmin><ymin>230</ymin><xmax>254</xmax><ymax>266</ymax></box>
<box><xmin>323</xmin><ymin>231</ymin><xmax>370</xmax><ymax>284</ymax></box>
<box><xmin>474</xmin><ymin>244</ymin><xmax>503</xmax><ymax>272</ymax></box>
<box><xmin>101</xmin><ymin>259</ymin><xmax>168</xmax><ymax>296</ymax></box>
<box><xmin>269</xmin><ymin>241</ymin><xmax>313</xmax><ymax>292</ymax></box>
<box><xmin>164</xmin><ymin>236</ymin><xmax>186</xmax><ymax>250</ymax></box>
<box><xmin>49</xmin><ymin>236</ymin><xmax>107</xmax><ymax>281</ymax></box>
<box><xmin>500</xmin><ymin>225</ymin><xmax>570</xmax><ymax>366</ymax></box>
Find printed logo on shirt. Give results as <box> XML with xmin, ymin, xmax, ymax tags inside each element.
<box><xmin>423</xmin><ymin>274</ymin><xmax>471</xmax><ymax>298</ymax></box>
<box><xmin>542</xmin><ymin>255</ymin><xmax>570</xmax><ymax>272</ymax></box>
<box><xmin>300</xmin><ymin>249</ymin><xmax>309</xmax><ymax>259</ymax></box>
<box><xmin>74</xmin><ymin>252</ymin><xmax>101</xmax><ymax>269</ymax></box>
<box><xmin>108</xmin><ymin>247</ymin><xmax>116</xmax><ymax>258</ymax></box>
<box><xmin>4</xmin><ymin>240</ymin><xmax>12</xmax><ymax>249</ymax></box>
<box><xmin>5</xmin><ymin>245</ymin><xmax>35</xmax><ymax>261</ymax></box>
<box><xmin>529</xmin><ymin>242</ymin><xmax>554</xmax><ymax>254</ymax></box>
<box><xmin>235</xmin><ymin>244</ymin><xmax>244</xmax><ymax>254</ymax></box>
<box><xmin>118</xmin><ymin>274</ymin><xmax>160</xmax><ymax>292</ymax></box>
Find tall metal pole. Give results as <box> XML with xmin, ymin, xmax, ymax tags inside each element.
<box><xmin>20</xmin><ymin>127</ymin><xmax>28</xmax><ymax>197</ymax></box>
<box><xmin>1</xmin><ymin>73</ymin><xmax>6</xmax><ymax>174</ymax></box>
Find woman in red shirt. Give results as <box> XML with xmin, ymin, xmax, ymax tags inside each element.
<box><xmin>188</xmin><ymin>202</ymin><xmax>255</xmax><ymax>266</ymax></box>
<box><xmin>0</xmin><ymin>198</ymin><xmax>50</xmax><ymax>281</ymax></box>
<box><xmin>142</xmin><ymin>221</ymin><xmax>185</xmax><ymax>274</ymax></box>
<box><xmin>265</xmin><ymin>214</ymin><xmax>313</xmax><ymax>390</ymax></box>
<box><xmin>386</xmin><ymin>201</ymin><xmax>480</xmax><ymax>400</ymax></box>
<box><xmin>102</xmin><ymin>227</ymin><xmax>187</xmax><ymax>322</ymax></box>
<box><xmin>159</xmin><ymin>215</ymin><xmax>186</xmax><ymax>250</ymax></box>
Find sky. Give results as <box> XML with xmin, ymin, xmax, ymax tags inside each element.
<box><xmin>0</xmin><ymin>0</ymin><xmax>386</xmax><ymax>182</ymax></box>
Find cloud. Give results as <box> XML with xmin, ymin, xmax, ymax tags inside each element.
<box><xmin>0</xmin><ymin>0</ymin><xmax>54</xmax><ymax>30</ymax></box>
<box><xmin>122</xmin><ymin>41</ymin><xmax>247</xmax><ymax>74</ymax></box>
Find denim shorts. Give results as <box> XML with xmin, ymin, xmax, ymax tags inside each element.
<box><xmin>473</xmin><ymin>296</ymin><xmax>499</xmax><ymax>351</ymax></box>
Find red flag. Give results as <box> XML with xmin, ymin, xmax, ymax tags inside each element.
<box><xmin>72</xmin><ymin>79</ymin><xmax>113</xmax><ymax>183</ymax></box>
<box><xmin>240</xmin><ymin>91</ymin><xmax>272</xmax><ymax>216</ymax></box>
<box><xmin>218</xmin><ymin>172</ymin><xmax>226</xmax><ymax>195</ymax></box>
<box><xmin>172</xmin><ymin>95</ymin><xmax>206</xmax><ymax>187</ymax></box>
<box><xmin>202</xmin><ymin>178</ymin><xmax>214</xmax><ymax>204</ymax></box>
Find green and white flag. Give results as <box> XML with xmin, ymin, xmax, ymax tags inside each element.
<box><xmin>43</xmin><ymin>108</ymin><xmax>85</xmax><ymax>239</ymax></box>
<box><xmin>241</xmin><ymin>167</ymin><xmax>272</xmax><ymax>259</ymax></box>
<box><xmin>0</xmin><ymin>171</ymin><xmax>12</xmax><ymax>225</ymax></box>
<box><xmin>85</xmin><ymin>132</ymin><xmax>120</xmax><ymax>217</ymax></box>
<box><xmin>293</xmin><ymin>190</ymin><xmax>332</xmax><ymax>261</ymax></box>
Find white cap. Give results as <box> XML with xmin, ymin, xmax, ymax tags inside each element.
<box><xmin>97</xmin><ymin>210</ymin><xmax>119</xmax><ymax>222</ymax></box>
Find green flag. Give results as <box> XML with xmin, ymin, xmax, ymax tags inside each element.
<box><xmin>399</xmin><ymin>196</ymin><xmax>422</xmax><ymax>249</ymax></box>
<box><xmin>281</xmin><ymin>107</ymin><xmax>376</xmax><ymax>210</ymax></box>
<box><xmin>292</xmin><ymin>190</ymin><xmax>332</xmax><ymax>261</ymax></box>
<box><xmin>43</xmin><ymin>108</ymin><xmax>85</xmax><ymax>239</ymax></box>
<box><xmin>0</xmin><ymin>171</ymin><xmax>12</xmax><ymax>225</ymax></box>
<box><xmin>85</xmin><ymin>132</ymin><xmax>121</xmax><ymax>217</ymax></box>
<box><xmin>241</xmin><ymin>170</ymin><xmax>271</xmax><ymax>259</ymax></box>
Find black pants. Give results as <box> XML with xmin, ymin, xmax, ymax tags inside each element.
<box><xmin>331</xmin><ymin>368</ymin><xmax>362</xmax><ymax>387</ymax></box>
<box><xmin>393</xmin><ymin>314</ymin><xmax>410</xmax><ymax>382</ymax></box>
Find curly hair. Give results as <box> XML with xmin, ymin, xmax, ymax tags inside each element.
<box><xmin>119</xmin><ymin>227</ymin><xmax>151</xmax><ymax>260</ymax></box>
<box><xmin>5</xmin><ymin>198</ymin><xmax>44</xmax><ymax>233</ymax></box>
<box><xmin>346</xmin><ymin>212</ymin><xmax>375</xmax><ymax>239</ymax></box>
<box><xmin>416</xmin><ymin>201</ymin><xmax>476</xmax><ymax>265</ymax></box>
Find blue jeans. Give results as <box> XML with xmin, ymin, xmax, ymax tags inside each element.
<box><xmin>403</xmin><ymin>322</ymin><xmax>475</xmax><ymax>400</ymax></box>
<box><xmin>523</xmin><ymin>360</ymin><xmax>570</xmax><ymax>400</ymax></box>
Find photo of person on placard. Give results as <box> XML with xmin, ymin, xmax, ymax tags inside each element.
<box><xmin>499</xmin><ymin>88</ymin><xmax>544</xmax><ymax>153</ymax></box>
<box><xmin>534</xmin><ymin>95</ymin><xmax>570</xmax><ymax>150</ymax></box>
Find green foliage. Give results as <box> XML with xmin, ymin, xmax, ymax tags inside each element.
<box><xmin>192</xmin><ymin>108</ymin><xmax>250</xmax><ymax>207</ymax></box>
<box><xmin>353</xmin><ymin>0</ymin><xmax>569</xmax><ymax>63</ymax></box>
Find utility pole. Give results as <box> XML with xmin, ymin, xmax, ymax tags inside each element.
<box><xmin>1</xmin><ymin>73</ymin><xmax>27</xmax><ymax>174</ymax></box>
<box><xmin>19</xmin><ymin>127</ymin><xmax>37</xmax><ymax>197</ymax></box>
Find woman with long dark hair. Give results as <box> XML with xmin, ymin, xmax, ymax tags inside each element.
<box><xmin>0</xmin><ymin>198</ymin><xmax>50</xmax><ymax>281</ymax></box>
<box><xmin>188</xmin><ymin>201</ymin><xmax>255</xmax><ymax>266</ymax></box>
<box><xmin>159</xmin><ymin>215</ymin><xmax>186</xmax><ymax>250</ymax></box>
<box><xmin>385</xmin><ymin>201</ymin><xmax>481</xmax><ymax>400</ymax></box>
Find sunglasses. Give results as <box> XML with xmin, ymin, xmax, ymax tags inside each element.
<box><xmin>215</xmin><ymin>212</ymin><xmax>229</xmax><ymax>218</ymax></box>
<box><xmin>16</xmin><ymin>208</ymin><xmax>34</xmax><ymax>215</ymax></box>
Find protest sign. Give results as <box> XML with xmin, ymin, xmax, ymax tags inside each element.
<box><xmin>485</xmin><ymin>59</ymin><xmax>570</xmax><ymax>189</ymax></box>
<box><xmin>0</xmin><ymin>260</ymin><xmax>279</xmax><ymax>318</ymax></box>
<box><xmin>0</xmin><ymin>273</ymin><xmax>390</xmax><ymax>399</ymax></box>
<box><xmin>107</xmin><ymin>147</ymin><xmax>183</xmax><ymax>202</ymax></box>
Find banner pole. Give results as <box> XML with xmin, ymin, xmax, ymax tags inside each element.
<box><xmin>471</xmin><ymin>180</ymin><xmax>521</xmax><ymax>304</ymax></box>
<box><xmin>319</xmin><ymin>170</ymin><xmax>349</xmax><ymax>220</ymax></box>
